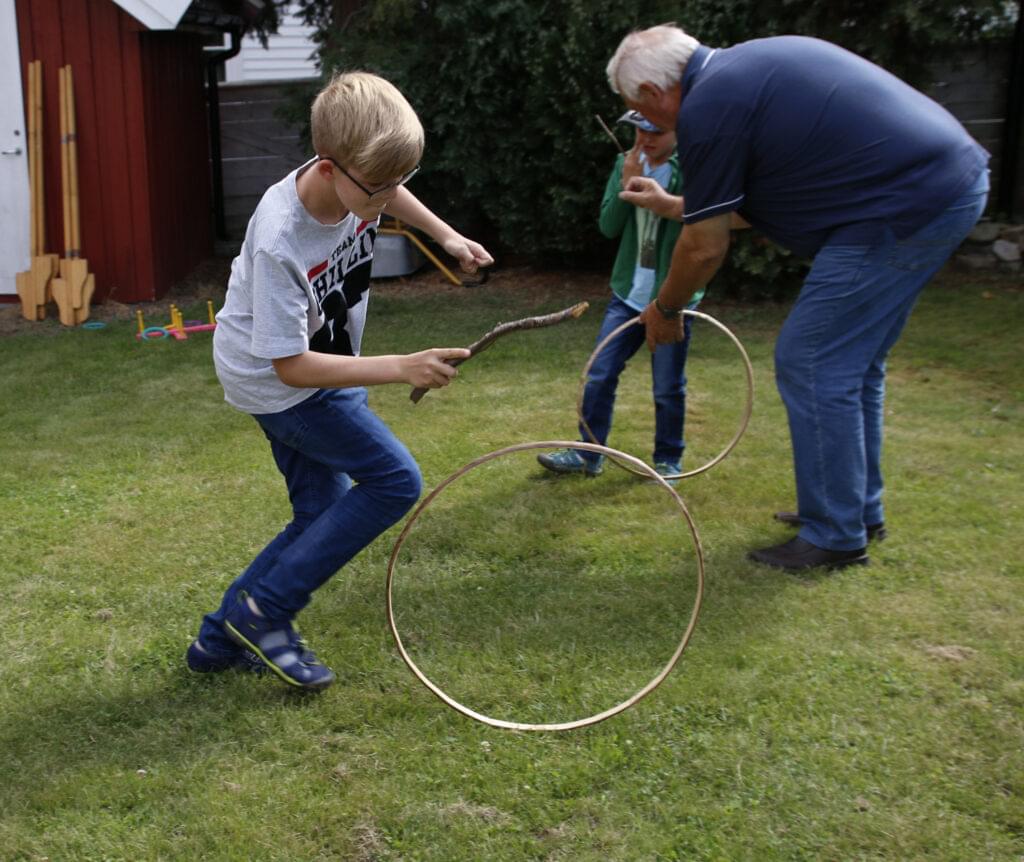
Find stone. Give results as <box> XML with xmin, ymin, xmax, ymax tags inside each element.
<box><xmin>993</xmin><ymin>239</ymin><xmax>1021</xmax><ymax>262</ymax></box>
<box><xmin>998</xmin><ymin>224</ymin><xmax>1024</xmax><ymax>245</ymax></box>
<box><xmin>955</xmin><ymin>252</ymin><xmax>996</xmax><ymax>270</ymax></box>
<box><xmin>968</xmin><ymin>221</ymin><xmax>1002</xmax><ymax>243</ymax></box>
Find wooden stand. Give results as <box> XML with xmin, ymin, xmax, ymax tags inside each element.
<box><xmin>51</xmin><ymin>65</ymin><xmax>94</xmax><ymax>326</ymax></box>
<box><xmin>15</xmin><ymin>60</ymin><xmax>59</xmax><ymax>321</ymax></box>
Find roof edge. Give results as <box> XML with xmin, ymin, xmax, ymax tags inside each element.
<box><xmin>109</xmin><ymin>0</ymin><xmax>193</xmax><ymax>30</ymax></box>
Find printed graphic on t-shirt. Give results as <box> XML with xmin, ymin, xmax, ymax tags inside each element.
<box><xmin>307</xmin><ymin>219</ymin><xmax>376</xmax><ymax>355</ymax></box>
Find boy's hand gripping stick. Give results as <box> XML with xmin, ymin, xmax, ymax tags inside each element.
<box><xmin>410</xmin><ymin>302</ymin><xmax>590</xmax><ymax>403</ymax></box>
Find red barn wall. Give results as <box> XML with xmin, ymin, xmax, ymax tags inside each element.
<box><xmin>139</xmin><ymin>31</ymin><xmax>212</xmax><ymax>297</ymax></box>
<box><xmin>14</xmin><ymin>0</ymin><xmax>212</xmax><ymax>303</ymax></box>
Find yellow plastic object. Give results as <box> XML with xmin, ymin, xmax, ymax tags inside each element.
<box><xmin>379</xmin><ymin>218</ymin><xmax>461</xmax><ymax>287</ymax></box>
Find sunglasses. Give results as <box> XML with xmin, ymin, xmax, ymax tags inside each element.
<box><xmin>321</xmin><ymin>156</ymin><xmax>420</xmax><ymax>201</ymax></box>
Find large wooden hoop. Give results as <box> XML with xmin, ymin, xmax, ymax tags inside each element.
<box><xmin>386</xmin><ymin>440</ymin><xmax>704</xmax><ymax>732</ymax></box>
<box><xmin>578</xmin><ymin>311</ymin><xmax>755</xmax><ymax>481</ymax></box>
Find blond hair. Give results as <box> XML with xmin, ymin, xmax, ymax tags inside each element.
<box><xmin>606</xmin><ymin>25</ymin><xmax>699</xmax><ymax>100</ymax></box>
<box><xmin>311</xmin><ymin>71</ymin><xmax>424</xmax><ymax>184</ymax></box>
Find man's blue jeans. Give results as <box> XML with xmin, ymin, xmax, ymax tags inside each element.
<box><xmin>577</xmin><ymin>295</ymin><xmax>693</xmax><ymax>466</ymax></box>
<box><xmin>776</xmin><ymin>171</ymin><xmax>989</xmax><ymax>551</ymax></box>
<box><xmin>198</xmin><ymin>387</ymin><xmax>421</xmax><ymax>655</ymax></box>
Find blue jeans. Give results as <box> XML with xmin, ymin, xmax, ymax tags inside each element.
<box><xmin>577</xmin><ymin>295</ymin><xmax>693</xmax><ymax>466</ymax></box>
<box><xmin>776</xmin><ymin>170</ymin><xmax>989</xmax><ymax>551</ymax></box>
<box><xmin>198</xmin><ymin>387</ymin><xmax>422</xmax><ymax>655</ymax></box>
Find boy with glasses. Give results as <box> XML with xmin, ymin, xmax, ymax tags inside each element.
<box><xmin>187</xmin><ymin>72</ymin><xmax>492</xmax><ymax>689</ymax></box>
<box><xmin>538</xmin><ymin>110</ymin><xmax>702</xmax><ymax>482</ymax></box>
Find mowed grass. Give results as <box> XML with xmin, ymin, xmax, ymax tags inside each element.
<box><xmin>0</xmin><ymin>269</ymin><xmax>1021</xmax><ymax>861</ymax></box>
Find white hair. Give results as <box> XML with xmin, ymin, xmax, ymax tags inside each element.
<box><xmin>606</xmin><ymin>24</ymin><xmax>700</xmax><ymax>100</ymax></box>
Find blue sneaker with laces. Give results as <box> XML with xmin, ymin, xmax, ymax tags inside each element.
<box><xmin>224</xmin><ymin>596</ymin><xmax>336</xmax><ymax>690</ymax></box>
<box><xmin>536</xmin><ymin>448</ymin><xmax>603</xmax><ymax>477</ymax></box>
<box><xmin>653</xmin><ymin>460</ymin><xmax>682</xmax><ymax>486</ymax></box>
<box><xmin>186</xmin><ymin>639</ymin><xmax>265</xmax><ymax>674</ymax></box>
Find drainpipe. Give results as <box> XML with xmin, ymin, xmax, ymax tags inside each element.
<box><xmin>998</xmin><ymin>0</ymin><xmax>1023</xmax><ymax>218</ymax></box>
<box><xmin>205</xmin><ymin>28</ymin><xmax>242</xmax><ymax>240</ymax></box>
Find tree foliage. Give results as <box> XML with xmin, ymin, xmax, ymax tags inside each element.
<box><xmin>290</xmin><ymin>0</ymin><xmax>1016</xmax><ymax>292</ymax></box>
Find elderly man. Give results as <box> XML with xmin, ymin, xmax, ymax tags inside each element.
<box><xmin>606</xmin><ymin>25</ymin><xmax>989</xmax><ymax>571</ymax></box>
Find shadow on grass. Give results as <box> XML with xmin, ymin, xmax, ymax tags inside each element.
<box><xmin>0</xmin><ymin>459</ymin><xmax>818</xmax><ymax>809</ymax></box>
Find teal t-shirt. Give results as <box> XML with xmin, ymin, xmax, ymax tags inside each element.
<box><xmin>623</xmin><ymin>157</ymin><xmax>674</xmax><ymax>312</ymax></box>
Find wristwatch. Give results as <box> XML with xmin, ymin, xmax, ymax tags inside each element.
<box><xmin>654</xmin><ymin>297</ymin><xmax>683</xmax><ymax>320</ymax></box>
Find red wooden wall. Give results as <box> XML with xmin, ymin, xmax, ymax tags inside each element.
<box><xmin>14</xmin><ymin>0</ymin><xmax>212</xmax><ymax>302</ymax></box>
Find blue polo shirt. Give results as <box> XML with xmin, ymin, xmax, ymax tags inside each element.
<box><xmin>677</xmin><ymin>38</ymin><xmax>989</xmax><ymax>257</ymax></box>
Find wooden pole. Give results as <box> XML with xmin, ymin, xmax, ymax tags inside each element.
<box><xmin>52</xmin><ymin>66</ymin><xmax>72</xmax><ymax>324</ymax></box>
<box><xmin>59</xmin><ymin>66</ymin><xmax>70</xmax><ymax>257</ymax></box>
<box><xmin>28</xmin><ymin>60</ymin><xmax>57</xmax><ymax>318</ymax></box>
<box><xmin>35</xmin><ymin>61</ymin><xmax>45</xmax><ymax>258</ymax></box>
<box><xmin>17</xmin><ymin>62</ymin><xmax>39</xmax><ymax>319</ymax></box>
<box><xmin>66</xmin><ymin>66</ymin><xmax>80</xmax><ymax>258</ymax></box>
<box><xmin>52</xmin><ymin>64</ymin><xmax>93</xmax><ymax>325</ymax></box>
<box><xmin>28</xmin><ymin>61</ymin><xmax>37</xmax><ymax>257</ymax></box>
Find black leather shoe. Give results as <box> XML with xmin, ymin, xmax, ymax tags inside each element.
<box><xmin>773</xmin><ymin>511</ymin><xmax>887</xmax><ymax>542</ymax></box>
<box><xmin>748</xmin><ymin>536</ymin><xmax>868</xmax><ymax>571</ymax></box>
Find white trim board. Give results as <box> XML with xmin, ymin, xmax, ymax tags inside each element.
<box><xmin>108</xmin><ymin>0</ymin><xmax>191</xmax><ymax>30</ymax></box>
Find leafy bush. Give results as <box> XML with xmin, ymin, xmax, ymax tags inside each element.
<box><xmin>290</xmin><ymin>0</ymin><xmax>1014</xmax><ymax>297</ymax></box>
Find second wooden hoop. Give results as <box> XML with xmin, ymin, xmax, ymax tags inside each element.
<box><xmin>577</xmin><ymin>310</ymin><xmax>755</xmax><ymax>481</ymax></box>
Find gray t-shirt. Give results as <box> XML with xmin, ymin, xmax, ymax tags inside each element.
<box><xmin>213</xmin><ymin>158</ymin><xmax>378</xmax><ymax>414</ymax></box>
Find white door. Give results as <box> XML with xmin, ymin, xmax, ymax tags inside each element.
<box><xmin>0</xmin><ymin>0</ymin><xmax>30</xmax><ymax>297</ymax></box>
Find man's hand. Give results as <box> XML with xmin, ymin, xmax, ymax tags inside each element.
<box><xmin>638</xmin><ymin>302</ymin><xmax>686</xmax><ymax>351</ymax></box>
<box><xmin>401</xmin><ymin>348</ymin><xmax>472</xmax><ymax>389</ymax></box>
<box><xmin>621</xmin><ymin>146</ymin><xmax>642</xmax><ymax>188</ymax></box>
<box><xmin>619</xmin><ymin>176</ymin><xmax>681</xmax><ymax>220</ymax></box>
<box><xmin>441</xmin><ymin>235</ymin><xmax>494</xmax><ymax>273</ymax></box>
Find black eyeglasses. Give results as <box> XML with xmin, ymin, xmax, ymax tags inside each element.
<box><xmin>321</xmin><ymin>156</ymin><xmax>420</xmax><ymax>201</ymax></box>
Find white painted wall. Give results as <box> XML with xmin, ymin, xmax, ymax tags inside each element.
<box><xmin>223</xmin><ymin>3</ymin><xmax>318</xmax><ymax>84</ymax></box>
<box><xmin>0</xmin><ymin>0</ymin><xmax>30</xmax><ymax>297</ymax></box>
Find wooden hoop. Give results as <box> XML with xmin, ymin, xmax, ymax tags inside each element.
<box><xmin>386</xmin><ymin>440</ymin><xmax>704</xmax><ymax>732</ymax></box>
<box><xmin>578</xmin><ymin>311</ymin><xmax>754</xmax><ymax>481</ymax></box>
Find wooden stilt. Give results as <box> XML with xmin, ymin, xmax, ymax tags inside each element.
<box><xmin>33</xmin><ymin>59</ymin><xmax>58</xmax><ymax>311</ymax></box>
<box><xmin>52</xmin><ymin>64</ymin><xmax>94</xmax><ymax>326</ymax></box>
<box><xmin>17</xmin><ymin>60</ymin><xmax>56</xmax><ymax>321</ymax></box>
<box><xmin>16</xmin><ymin>61</ymin><xmax>37</xmax><ymax>320</ymax></box>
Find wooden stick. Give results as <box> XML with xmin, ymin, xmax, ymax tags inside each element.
<box><xmin>29</xmin><ymin>60</ymin><xmax>42</xmax><ymax>257</ymax></box>
<box><xmin>18</xmin><ymin>62</ymin><xmax>41</xmax><ymax>320</ymax></box>
<box><xmin>31</xmin><ymin>61</ymin><xmax>40</xmax><ymax>257</ymax></box>
<box><xmin>65</xmin><ymin>66</ymin><xmax>80</xmax><ymax>256</ymax></box>
<box><xmin>34</xmin><ymin>61</ymin><xmax>44</xmax><ymax>256</ymax></box>
<box><xmin>59</xmin><ymin>66</ymin><xmax>70</xmax><ymax>257</ymax></box>
<box><xmin>27</xmin><ymin>61</ymin><xmax>34</xmax><ymax>256</ymax></box>
<box><xmin>594</xmin><ymin>114</ymin><xmax>625</xmax><ymax>154</ymax></box>
<box><xmin>27</xmin><ymin>61</ymin><xmax>37</xmax><ymax>257</ymax></box>
<box><xmin>33</xmin><ymin>60</ymin><xmax>41</xmax><ymax>254</ymax></box>
<box><xmin>29</xmin><ymin>60</ymin><xmax>57</xmax><ymax>318</ymax></box>
<box><xmin>410</xmin><ymin>301</ymin><xmax>590</xmax><ymax>403</ymax></box>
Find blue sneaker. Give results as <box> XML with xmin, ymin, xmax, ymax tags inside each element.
<box><xmin>186</xmin><ymin>639</ymin><xmax>265</xmax><ymax>674</ymax></box>
<box><xmin>653</xmin><ymin>460</ymin><xmax>682</xmax><ymax>486</ymax></box>
<box><xmin>537</xmin><ymin>448</ymin><xmax>603</xmax><ymax>477</ymax></box>
<box><xmin>224</xmin><ymin>596</ymin><xmax>335</xmax><ymax>690</ymax></box>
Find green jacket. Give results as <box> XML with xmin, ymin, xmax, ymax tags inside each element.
<box><xmin>598</xmin><ymin>152</ymin><xmax>704</xmax><ymax>308</ymax></box>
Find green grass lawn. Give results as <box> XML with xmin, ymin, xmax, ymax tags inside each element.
<box><xmin>0</xmin><ymin>269</ymin><xmax>1021</xmax><ymax>861</ymax></box>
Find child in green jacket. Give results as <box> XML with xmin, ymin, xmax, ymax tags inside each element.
<box><xmin>538</xmin><ymin>111</ymin><xmax>703</xmax><ymax>481</ymax></box>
